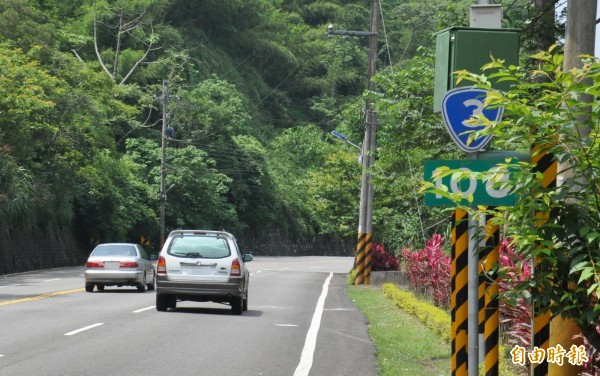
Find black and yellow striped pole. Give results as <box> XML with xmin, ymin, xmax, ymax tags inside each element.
<box><xmin>363</xmin><ymin>234</ymin><xmax>373</xmax><ymax>285</ymax></box>
<box><xmin>530</xmin><ymin>142</ymin><xmax>556</xmax><ymax>376</ymax></box>
<box><xmin>354</xmin><ymin>232</ymin><xmax>374</xmax><ymax>285</ymax></box>
<box><xmin>354</xmin><ymin>233</ymin><xmax>367</xmax><ymax>285</ymax></box>
<box><xmin>478</xmin><ymin>209</ymin><xmax>489</xmax><ymax>345</ymax></box>
<box><xmin>483</xmin><ymin>211</ymin><xmax>499</xmax><ymax>376</ymax></box>
<box><xmin>451</xmin><ymin>212</ymin><xmax>457</xmax><ymax>374</ymax></box>
<box><xmin>452</xmin><ymin>208</ymin><xmax>469</xmax><ymax>376</ymax></box>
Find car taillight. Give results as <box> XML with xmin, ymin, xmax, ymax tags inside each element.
<box><xmin>85</xmin><ymin>261</ymin><xmax>104</xmax><ymax>268</ymax></box>
<box><xmin>230</xmin><ymin>259</ymin><xmax>241</xmax><ymax>277</ymax></box>
<box><xmin>157</xmin><ymin>256</ymin><xmax>167</xmax><ymax>275</ymax></box>
<box><xmin>120</xmin><ymin>261</ymin><xmax>139</xmax><ymax>268</ymax></box>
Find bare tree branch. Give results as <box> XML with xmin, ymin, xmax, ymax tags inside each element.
<box><xmin>71</xmin><ymin>49</ymin><xmax>84</xmax><ymax>63</ymax></box>
<box><xmin>113</xmin><ymin>9</ymin><xmax>123</xmax><ymax>80</ymax></box>
<box><xmin>94</xmin><ymin>19</ymin><xmax>113</xmax><ymax>78</ymax></box>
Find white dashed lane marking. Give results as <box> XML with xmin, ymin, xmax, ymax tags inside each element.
<box><xmin>64</xmin><ymin>323</ymin><xmax>104</xmax><ymax>336</ymax></box>
<box><xmin>133</xmin><ymin>306</ymin><xmax>155</xmax><ymax>314</ymax></box>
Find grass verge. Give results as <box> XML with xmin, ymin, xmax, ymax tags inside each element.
<box><xmin>347</xmin><ymin>285</ymin><xmax>450</xmax><ymax>376</ymax></box>
<box><xmin>348</xmin><ymin>283</ymin><xmax>523</xmax><ymax>376</ymax></box>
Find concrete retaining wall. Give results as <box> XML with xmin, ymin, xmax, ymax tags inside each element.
<box><xmin>238</xmin><ymin>227</ymin><xmax>355</xmax><ymax>257</ymax></box>
<box><xmin>0</xmin><ymin>227</ymin><xmax>83</xmax><ymax>275</ymax></box>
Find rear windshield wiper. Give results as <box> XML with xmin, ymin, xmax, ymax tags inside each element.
<box><xmin>183</xmin><ymin>252</ymin><xmax>202</xmax><ymax>258</ymax></box>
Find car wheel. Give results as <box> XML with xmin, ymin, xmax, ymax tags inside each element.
<box><xmin>243</xmin><ymin>293</ymin><xmax>248</xmax><ymax>311</ymax></box>
<box><xmin>85</xmin><ymin>283</ymin><xmax>94</xmax><ymax>293</ymax></box>
<box><xmin>147</xmin><ymin>272</ymin><xmax>156</xmax><ymax>291</ymax></box>
<box><xmin>137</xmin><ymin>274</ymin><xmax>147</xmax><ymax>292</ymax></box>
<box><xmin>96</xmin><ymin>284</ymin><xmax>105</xmax><ymax>292</ymax></box>
<box><xmin>168</xmin><ymin>295</ymin><xmax>177</xmax><ymax>309</ymax></box>
<box><xmin>231</xmin><ymin>296</ymin><xmax>243</xmax><ymax>315</ymax></box>
<box><xmin>156</xmin><ymin>294</ymin><xmax>169</xmax><ymax>312</ymax></box>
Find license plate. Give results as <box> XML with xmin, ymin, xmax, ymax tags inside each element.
<box><xmin>181</xmin><ymin>265</ymin><xmax>213</xmax><ymax>276</ymax></box>
<box><xmin>104</xmin><ymin>261</ymin><xmax>120</xmax><ymax>269</ymax></box>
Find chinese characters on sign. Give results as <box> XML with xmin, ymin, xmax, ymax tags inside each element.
<box><xmin>510</xmin><ymin>345</ymin><xmax>588</xmax><ymax>366</ymax></box>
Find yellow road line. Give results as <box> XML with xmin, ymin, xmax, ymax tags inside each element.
<box><xmin>0</xmin><ymin>288</ymin><xmax>84</xmax><ymax>306</ymax></box>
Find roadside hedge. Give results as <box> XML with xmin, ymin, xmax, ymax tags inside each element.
<box><xmin>382</xmin><ymin>283</ymin><xmax>451</xmax><ymax>343</ymax></box>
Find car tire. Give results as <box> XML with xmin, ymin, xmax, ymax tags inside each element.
<box><xmin>137</xmin><ymin>274</ymin><xmax>147</xmax><ymax>293</ymax></box>
<box><xmin>168</xmin><ymin>295</ymin><xmax>177</xmax><ymax>309</ymax></box>
<box><xmin>156</xmin><ymin>294</ymin><xmax>169</xmax><ymax>312</ymax></box>
<box><xmin>147</xmin><ymin>272</ymin><xmax>156</xmax><ymax>291</ymax></box>
<box><xmin>85</xmin><ymin>283</ymin><xmax>94</xmax><ymax>293</ymax></box>
<box><xmin>97</xmin><ymin>284</ymin><xmax>105</xmax><ymax>292</ymax></box>
<box><xmin>231</xmin><ymin>296</ymin><xmax>243</xmax><ymax>315</ymax></box>
<box><xmin>243</xmin><ymin>293</ymin><xmax>248</xmax><ymax>311</ymax></box>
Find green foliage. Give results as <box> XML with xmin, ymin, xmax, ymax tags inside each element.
<box><xmin>368</xmin><ymin>52</ymin><xmax>460</xmax><ymax>250</ymax></box>
<box><xmin>173</xmin><ymin>77</ymin><xmax>253</xmax><ymax>138</ymax></box>
<box><xmin>380</xmin><ymin>283</ymin><xmax>522</xmax><ymax>376</ymax></box>
<box><xmin>444</xmin><ymin>47</ymin><xmax>600</xmax><ymax>347</ymax></box>
<box><xmin>349</xmin><ymin>284</ymin><xmax>451</xmax><ymax>376</ymax></box>
<box><xmin>124</xmin><ymin>138</ymin><xmax>238</xmax><ymax>233</ymax></box>
<box><xmin>346</xmin><ymin>268</ymin><xmax>357</xmax><ymax>285</ymax></box>
<box><xmin>267</xmin><ymin>125</ymin><xmax>335</xmax><ymax>237</ymax></box>
<box><xmin>0</xmin><ymin>1</ymin><xmax>564</xmax><ymax>272</ymax></box>
<box><xmin>0</xmin><ymin>0</ymin><xmax>56</xmax><ymax>52</ymax></box>
<box><xmin>382</xmin><ymin>283</ymin><xmax>451</xmax><ymax>342</ymax></box>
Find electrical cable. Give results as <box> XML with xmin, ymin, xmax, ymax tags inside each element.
<box><xmin>380</xmin><ymin>1</ymin><xmax>427</xmax><ymax>244</ymax></box>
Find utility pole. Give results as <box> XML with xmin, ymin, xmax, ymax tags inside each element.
<box><xmin>563</xmin><ymin>0</ymin><xmax>596</xmax><ymax>139</ymax></box>
<box><xmin>547</xmin><ymin>2</ymin><xmax>598</xmax><ymax>376</ymax></box>
<box><xmin>356</xmin><ymin>0</ymin><xmax>379</xmax><ymax>285</ymax></box>
<box><xmin>327</xmin><ymin>0</ymin><xmax>378</xmax><ymax>285</ymax></box>
<box><xmin>159</xmin><ymin>79</ymin><xmax>169</xmax><ymax>248</ymax></box>
<box><xmin>327</xmin><ymin>0</ymin><xmax>379</xmax><ymax>285</ymax></box>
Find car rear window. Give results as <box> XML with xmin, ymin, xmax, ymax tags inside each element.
<box><xmin>167</xmin><ymin>235</ymin><xmax>231</xmax><ymax>259</ymax></box>
<box><xmin>92</xmin><ymin>245</ymin><xmax>137</xmax><ymax>257</ymax></box>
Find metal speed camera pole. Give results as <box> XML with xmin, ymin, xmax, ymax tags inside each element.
<box><xmin>432</xmin><ymin>0</ymin><xmax>517</xmax><ymax>374</ymax></box>
<box><xmin>467</xmin><ymin>156</ymin><xmax>480</xmax><ymax>376</ymax></box>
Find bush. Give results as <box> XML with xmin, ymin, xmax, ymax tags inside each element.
<box><xmin>400</xmin><ymin>234</ymin><xmax>451</xmax><ymax>308</ymax></box>
<box><xmin>383</xmin><ymin>283</ymin><xmax>451</xmax><ymax>342</ymax></box>
<box><xmin>498</xmin><ymin>239</ymin><xmax>532</xmax><ymax>349</ymax></box>
<box><xmin>371</xmin><ymin>243</ymin><xmax>399</xmax><ymax>271</ymax></box>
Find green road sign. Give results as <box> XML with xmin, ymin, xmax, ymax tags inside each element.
<box><xmin>424</xmin><ymin>158</ymin><xmax>519</xmax><ymax>207</ymax></box>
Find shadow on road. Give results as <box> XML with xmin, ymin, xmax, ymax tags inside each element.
<box><xmin>166</xmin><ymin>306</ymin><xmax>264</xmax><ymax>317</ymax></box>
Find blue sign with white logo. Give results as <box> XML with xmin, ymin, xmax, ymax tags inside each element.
<box><xmin>441</xmin><ymin>87</ymin><xmax>504</xmax><ymax>153</ymax></box>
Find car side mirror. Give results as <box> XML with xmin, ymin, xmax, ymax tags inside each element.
<box><xmin>243</xmin><ymin>254</ymin><xmax>253</xmax><ymax>262</ymax></box>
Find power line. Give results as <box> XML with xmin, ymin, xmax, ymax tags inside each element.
<box><xmin>379</xmin><ymin>0</ymin><xmax>428</xmax><ymax>244</ymax></box>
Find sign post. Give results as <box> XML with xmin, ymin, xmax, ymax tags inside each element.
<box><xmin>432</xmin><ymin>6</ymin><xmax>520</xmax><ymax>373</ymax></box>
<box><xmin>429</xmin><ymin>85</ymin><xmax>511</xmax><ymax>376</ymax></box>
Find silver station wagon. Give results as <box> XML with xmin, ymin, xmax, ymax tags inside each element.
<box><xmin>155</xmin><ymin>230</ymin><xmax>253</xmax><ymax>315</ymax></box>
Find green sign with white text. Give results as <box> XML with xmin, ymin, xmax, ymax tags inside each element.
<box><xmin>424</xmin><ymin>159</ymin><xmax>518</xmax><ymax>207</ymax></box>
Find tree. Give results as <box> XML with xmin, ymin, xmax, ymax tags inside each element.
<box><xmin>66</xmin><ymin>0</ymin><xmax>170</xmax><ymax>85</ymax></box>
<box><xmin>443</xmin><ymin>48</ymin><xmax>600</xmax><ymax>349</ymax></box>
<box><xmin>124</xmin><ymin>138</ymin><xmax>240</xmax><ymax>234</ymax></box>
<box><xmin>267</xmin><ymin>124</ymin><xmax>343</xmax><ymax>238</ymax></box>
<box><xmin>365</xmin><ymin>52</ymin><xmax>460</xmax><ymax>250</ymax></box>
<box><xmin>0</xmin><ymin>0</ymin><xmax>56</xmax><ymax>52</ymax></box>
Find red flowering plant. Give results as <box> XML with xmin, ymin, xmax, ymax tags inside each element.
<box><xmin>401</xmin><ymin>234</ymin><xmax>451</xmax><ymax>308</ymax></box>
<box><xmin>371</xmin><ymin>243</ymin><xmax>399</xmax><ymax>271</ymax></box>
<box><xmin>498</xmin><ymin>238</ymin><xmax>533</xmax><ymax>349</ymax></box>
<box><xmin>576</xmin><ymin>323</ymin><xmax>600</xmax><ymax>376</ymax></box>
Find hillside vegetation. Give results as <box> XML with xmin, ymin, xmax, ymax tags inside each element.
<box><xmin>0</xmin><ymin>0</ymin><xmax>555</xmax><ymax>258</ymax></box>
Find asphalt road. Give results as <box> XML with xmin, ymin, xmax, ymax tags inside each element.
<box><xmin>0</xmin><ymin>256</ymin><xmax>377</xmax><ymax>376</ymax></box>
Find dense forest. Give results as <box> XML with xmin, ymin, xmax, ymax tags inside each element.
<box><xmin>0</xmin><ymin>0</ymin><xmax>560</xmax><ymax>260</ymax></box>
